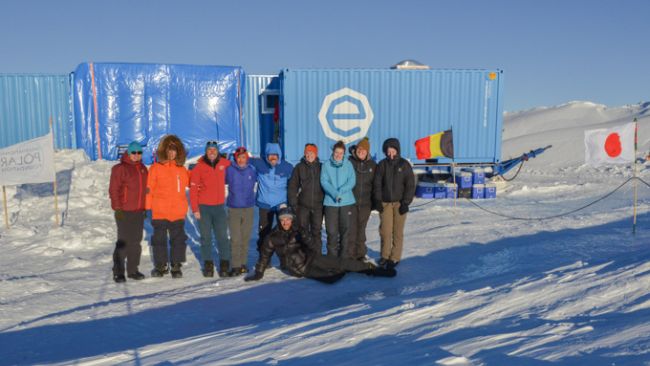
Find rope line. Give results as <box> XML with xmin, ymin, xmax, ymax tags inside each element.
<box><xmin>411</xmin><ymin>177</ymin><xmax>650</xmax><ymax>221</ymax></box>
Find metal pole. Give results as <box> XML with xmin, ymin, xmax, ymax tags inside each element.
<box><xmin>50</xmin><ymin>117</ymin><xmax>60</xmax><ymax>227</ymax></box>
<box><xmin>2</xmin><ymin>186</ymin><xmax>8</xmax><ymax>229</ymax></box>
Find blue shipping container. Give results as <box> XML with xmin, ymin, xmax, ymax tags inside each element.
<box><xmin>279</xmin><ymin>68</ymin><xmax>503</xmax><ymax>164</ymax></box>
<box><xmin>244</xmin><ymin>75</ymin><xmax>280</xmax><ymax>156</ymax></box>
<box><xmin>0</xmin><ymin>74</ymin><xmax>74</xmax><ymax>149</ymax></box>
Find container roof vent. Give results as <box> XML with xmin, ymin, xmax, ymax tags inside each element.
<box><xmin>391</xmin><ymin>60</ymin><xmax>430</xmax><ymax>70</ymax></box>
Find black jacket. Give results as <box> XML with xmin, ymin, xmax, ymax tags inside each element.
<box><xmin>348</xmin><ymin>146</ymin><xmax>377</xmax><ymax>207</ymax></box>
<box><xmin>255</xmin><ymin>225</ymin><xmax>313</xmax><ymax>277</ymax></box>
<box><xmin>287</xmin><ymin>158</ymin><xmax>324</xmax><ymax>210</ymax></box>
<box><xmin>373</xmin><ymin>138</ymin><xmax>416</xmax><ymax>205</ymax></box>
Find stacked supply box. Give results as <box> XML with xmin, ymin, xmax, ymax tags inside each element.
<box><xmin>455</xmin><ymin>172</ymin><xmax>472</xmax><ymax>189</ymax></box>
<box><xmin>466</xmin><ymin>168</ymin><xmax>485</xmax><ymax>185</ymax></box>
<box><xmin>484</xmin><ymin>183</ymin><xmax>497</xmax><ymax>199</ymax></box>
<box><xmin>416</xmin><ymin>182</ymin><xmax>448</xmax><ymax>199</ymax></box>
<box><xmin>472</xmin><ymin>184</ymin><xmax>485</xmax><ymax>199</ymax></box>
<box><xmin>445</xmin><ymin>183</ymin><xmax>458</xmax><ymax>198</ymax></box>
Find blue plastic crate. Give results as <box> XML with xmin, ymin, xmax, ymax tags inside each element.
<box><xmin>445</xmin><ymin>183</ymin><xmax>458</xmax><ymax>198</ymax></box>
<box><xmin>454</xmin><ymin>172</ymin><xmax>473</xmax><ymax>189</ymax></box>
<box><xmin>415</xmin><ymin>182</ymin><xmax>438</xmax><ymax>199</ymax></box>
<box><xmin>472</xmin><ymin>184</ymin><xmax>485</xmax><ymax>199</ymax></box>
<box><xmin>484</xmin><ymin>183</ymin><xmax>497</xmax><ymax>199</ymax></box>
<box><xmin>464</xmin><ymin>168</ymin><xmax>485</xmax><ymax>185</ymax></box>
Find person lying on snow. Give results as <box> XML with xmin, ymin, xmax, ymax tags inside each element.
<box><xmin>245</xmin><ymin>206</ymin><xmax>396</xmax><ymax>284</ymax></box>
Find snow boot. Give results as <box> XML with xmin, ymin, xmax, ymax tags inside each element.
<box><xmin>371</xmin><ymin>266</ymin><xmax>397</xmax><ymax>278</ymax></box>
<box><xmin>229</xmin><ymin>267</ymin><xmax>242</xmax><ymax>277</ymax></box>
<box><xmin>202</xmin><ymin>260</ymin><xmax>215</xmax><ymax>278</ymax></box>
<box><xmin>359</xmin><ymin>262</ymin><xmax>396</xmax><ymax>277</ymax></box>
<box><xmin>240</xmin><ymin>264</ymin><xmax>249</xmax><ymax>274</ymax></box>
<box><xmin>377</xmin><ymin>258</ymin><xmax>388</xmax><ymax>268</ymax></box>
<box><xmin>113</xmin><ymin>274</ymin><xmax>126</xmax><ymax>283</ymax></box>
<box><xmin>170</xmin><ymin>263</ymin><xmax>183</xmax><ymax>278</ymax></box>
<box><xmin>127</xmin><ymin>271</ymin><xmax>145</xmax><ymax>280</ymax></box>
<box><xmin>386</xmin><ymin>260</ymin><xmax>398</xmax><ymax>270</ymax></box>
<box><xmin>219</xmin><ymin>260</ymin><xmax>231</xmax><ymax>278</ymax></box>
<box><xmin>151</xmin><ymin>264</ymin><xmax>168</xmax><ymax>278</ymax></box>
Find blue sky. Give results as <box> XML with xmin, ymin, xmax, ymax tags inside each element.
<box><xmin>1</xmin><ymin>0</ymin><xmax>648</xmax><ymax>111</ymax></box>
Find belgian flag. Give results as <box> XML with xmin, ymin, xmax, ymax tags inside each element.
<box><xmin>414</xmin><ymin>129</ymin><xmax>454</xmax><ymax>159</ymax></box>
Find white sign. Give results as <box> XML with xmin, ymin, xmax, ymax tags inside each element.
<box><xmin>318</xmin><ymin>87</ymin><xmax>374</xmax><ymax>144</ymax></box>
<box><xmin>0</xmin><ymin>132</ymin><xmax>55</xmax><ymax>185</ymax></box>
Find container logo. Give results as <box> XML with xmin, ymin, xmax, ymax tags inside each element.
<box><xmin>318</xmin><ymin>87</ymin><xmax>374</xmax><ymax>144</ymax></box>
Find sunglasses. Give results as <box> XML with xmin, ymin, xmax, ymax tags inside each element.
<box><xmin>130</xmin><ymin>151</ymin><xmax>143</xmax><ymax>155</ymax></box>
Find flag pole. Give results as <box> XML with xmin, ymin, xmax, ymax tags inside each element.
<box><xmin>2</xmin><ymin>186</ymin><xmax>8</xmax><ymax>229</ymax></box>
<box><xmin>633</xmin><ymin>118</ymin><xmax>638</xmax><ymax>235</ymax></box>
<box><xmin>50</xmin><ymin>117</ymin><xmax>60</xmax><ymax>227</ymax></box>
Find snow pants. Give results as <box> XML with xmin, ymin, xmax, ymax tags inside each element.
<box><xmin>305</xmin><ymin>254</ymin><xmax>370</xmax><ymax>284</ymax></box>
<box><xmin>198</xmin><ymin>204</ymin><xmax>230</xmax><ymax>263</ymax></box>
<box><xmin>257</xmin><ymin>208</ymin><xmax>279</xmax><ymax>252</ymax></box>
<box><xmin>346</xmin><ymin>205</ymin><xmax>372</xmax><ymax>260</ymax></box>
<box><xmin>113</xmin><ymin>211</ymin><xmax>145</xmax><ymax>276</ymax></box>
<box><xmin>379</xmin><ymin>202</ymin><xmax>407</xmax><ymax>262</ymax></box>
<box><xmin>324</xmin><ymin>205</ymin><xmax>353</xmax><ymax>258</ymax></box>
<box><xmin>296</xmin><ymin>205</ymin><xmax>324</xmax><ymax>255</ymax></box>
<box><xmin>151</xmin><ymin>219</ymin><xmax>187</xmax><ymax>267</ymax></box>
<box><xmin>228</xmin><ymin>207</ymin><xmax>254</xmax><ymax>269</ymax></box>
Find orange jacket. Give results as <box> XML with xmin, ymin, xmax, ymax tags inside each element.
<box><xmin>145</xmin><ymin>161</ymin><xmax>190</xmax><ymax>221</ymax></box>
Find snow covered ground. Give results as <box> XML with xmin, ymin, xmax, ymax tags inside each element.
<box><xmin>1</xmin><ymin>101</ymin><xmax>650</xmax><ymax>365</ymax></box>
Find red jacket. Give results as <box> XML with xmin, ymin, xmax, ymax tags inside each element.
<box><xmin>109</xmin><ymin>153</ymin><xmax>148</xmax><ymax>212</ymax></box>
<box><xmin>190</xmin><ymin>156</ymin><xmax>231</xmax><ymax>212</ymax></box>
<box><xmin>146</xmin><ymin>160</ymin><xmax>190</xmax><ymax>221</ymax></box>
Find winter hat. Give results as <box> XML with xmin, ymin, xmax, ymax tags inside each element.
<box><xmin>304</xmin><ymin>143</ymin><xmax>318</xmax><ymax>156</ymax></box>
<box><xmin>357</xmin><ymin>137</ymin><xmax>370</xmax><ymax>152</ymax></box>
<box><xmin>234</xmin><ymin>146</ymin><xmax>248</xmax><ymax>159</ymax></box>
<box><xmin>205</xmin><ymin>140</ymin><xmax>219</xmax><ymax>151</ymax></box>
<box><xmin>127</xmin><ymin>141</ymin><xmax>142</xmax><ymax>154</ymax></box>
<box><xmin>277</xmin><ymin>206</ymin><xmax>295</xmax><ymax>221</ymax></box>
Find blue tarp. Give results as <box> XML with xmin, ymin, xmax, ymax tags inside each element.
<box><xmin>73</xmin><ymin>63</ymin><xmax>245</xmax><ymax>162</ymax></box>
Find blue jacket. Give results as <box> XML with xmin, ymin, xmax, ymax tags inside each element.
<box><xmin>250</xmin><ymin>143</ymin><xmax>294</xmax><ymax>210</ymax></box>
<box><xmin>320</xmin><ymin>156</ymin><xmax>356</xmax><ymax>207</ymax></box>
<box><xmin>226</xmin><ymin>162</ymin><xmax>257</xmax><ymax>208</ymax></box>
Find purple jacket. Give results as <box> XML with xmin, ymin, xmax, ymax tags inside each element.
<box><xmin>226</xmin><ymin>163</ymin><xmax>257</xmax><ymax>208</ymax></box>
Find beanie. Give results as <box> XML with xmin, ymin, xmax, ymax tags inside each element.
<box><xmin>234</xmin><ymin>146</ymin><xmax>248</xmax><ymax>159</ymax></box>
<box><xmin>304</xmin><ymin>143</ymin><xmax>318</xmax><ymax>156</ymax></box>
<box><xmin>357</xmin><ymin>137</ymin><xmax>370</xmax><ymax>152</ymax></box>
<box><xmin>127</xmin><ymin>141</ymin><xmax>142</xmax><ymax>154</ymax></box>
<box><xmin>278</xmin><ymin>206</ymin><xmax>296</xmax><ymax>221</ymax></box>
<box><xmin>205</xmin><ymin>140</ymin><xmax>219</xmax><ymax>151</ymax></box>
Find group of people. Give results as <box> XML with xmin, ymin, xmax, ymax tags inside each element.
<box><xmin>108</xmin><ymin>134</ymin><xmax>415</xmax><ymax>284</ymax></box>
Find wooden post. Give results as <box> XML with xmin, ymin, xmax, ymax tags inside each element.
<box><xmin>633</xmin><ymin>118</ymin><xmax>638</xmax><ymax>235</ymax></box>
<box><xmin>50</xmin><ymin>117</ymin><xmax>60</xmax><ymax>227</ymax></box>
<box><xmin>2</xmin><ymin>186</ymin><xmax>8</xmax><ymax>229</ymax></box>
<box><xmin>451</xmin><ymin>162</ymin><xmax>457</xmax><ymax>209</ymax></box>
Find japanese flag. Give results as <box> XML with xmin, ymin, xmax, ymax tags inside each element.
<box><xmin>584</xmin><ymin>122</ymin><xmax>636</xmax><ymax>166</ymax></box>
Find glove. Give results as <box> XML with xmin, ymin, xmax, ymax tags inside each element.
<box><xmin>373</xmin><ymin>201</ymin><xmax>384</xmax><ymax>213</ymax></box>
<box><xmin>114</xmin><ymin>209</ymin><xmax>125</xmax><ymax>221</ymax></box>
<box><xmin>398</xmin><ymin>202</ymin><xmax>409</xmax><ymax>215</ymax></box>
<box><xmin>244</xmin><ymin>271</ymin><xmax>264</xmax><ymax>282</ymax></box>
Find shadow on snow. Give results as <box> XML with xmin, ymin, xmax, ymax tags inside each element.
<box><xmin>2</xmin><ymin>212</ymin><xmax>649</xmax><ymax>365</ymax></box>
